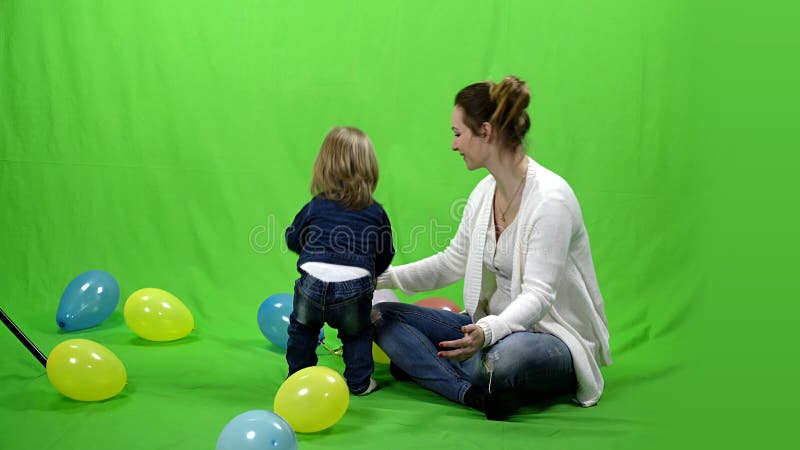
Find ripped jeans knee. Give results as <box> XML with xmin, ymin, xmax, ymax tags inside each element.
<box><xmin>471</xmin><ymin>332</ymin><xmax>576</xmax><ymax>397</ymax></box>
<box><xmin>370</xmin><ymin>307</ymin><xmax>383</xmax><ymax>326</ymax></box>
<box><xmin>472</xmin><ymin>351</ymin><xmax>498</xmax><ymax>393</ymax></box>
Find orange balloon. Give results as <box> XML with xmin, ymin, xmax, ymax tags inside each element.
<box><xmin>414</xmin><ymin>297</ymin><xmax>462</xmax><ymax>313</ymax></box>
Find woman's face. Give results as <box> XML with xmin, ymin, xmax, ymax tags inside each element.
<box><xmin>451</xmin><ymin>106</ymin><xmax>486</xmax><ymax>170</ymax></box>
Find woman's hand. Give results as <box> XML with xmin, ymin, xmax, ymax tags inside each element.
<box><xmin>438</xmin><ymin>324</ymin><xmax>485</xmax><ymax>362</ymax></box>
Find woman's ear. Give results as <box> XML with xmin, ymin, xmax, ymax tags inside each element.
<box><xmin>480</xmin><ymin>122</ymin><xmax>493</xmax><ymax>142</ymax></box>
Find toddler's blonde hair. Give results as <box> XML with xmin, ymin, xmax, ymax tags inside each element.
<box><xmin>311</xmin><ymin>126</ymin><xmax>378</xmax><ymax>210</ymax></box>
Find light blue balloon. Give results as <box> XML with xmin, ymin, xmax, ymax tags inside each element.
<box><xmin>216</xmin><ymin>410</ymin><xmax>297</xmax><ymax>450</ymax></box>
<box><xmin>257</xmin><ymin>293</ymin><xmax>323</xmax><ymax>349</ymax></box>
<box><xmin>56</xmin><ymin>270</ymin><xmax>120</xmax><ymax>331</ymax></box>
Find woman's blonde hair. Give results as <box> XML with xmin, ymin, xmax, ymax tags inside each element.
<box><xmin>311</xmin><ymin>126</ymin><xmax>379</xmax><ymax>210</ymax></box>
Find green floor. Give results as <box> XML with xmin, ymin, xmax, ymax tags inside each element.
<box><xmin>1</xmin><ymin>301</ymin><xmax>688</xmax><ymax>450</ymax></box>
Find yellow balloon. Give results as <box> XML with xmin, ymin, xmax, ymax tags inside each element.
<box><xmin>274</xmin><ymin>366</ymin><xmax>349</xmax><ymax>433</ymax></box>
<box><xmin>46</xmin><ymin>339</ymin><xmax>127</xmax><ymax>401</ymax></box>
<box><xmin>124</xmin><ymin>288</ymin><xmax>194</xmax><ymax>342</ymax></box>
<box><xmin>373</xmin><ymin>342</ymin><xmax>390</xmax><ymax>365</ymax></box>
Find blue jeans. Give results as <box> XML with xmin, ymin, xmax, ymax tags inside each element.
<box><xmin>287</xmin><ymin>270</ymin><xmax>375</xmax><ymax>394</ymax></box>
<box><xmin>372</xmin><ymin>302</ymin><xmax>576</xmax><ymax>405</ymax></box>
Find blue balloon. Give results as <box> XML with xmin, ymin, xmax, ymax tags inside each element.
<box><xmin>216</xmin><ymin>410</ymin><xmax>297</xmax><ymax>450</ymax></box>
<box><xmin>56</xmin><ymin>270</ymin><xmax>120</xmax><ymax>331</ymax></box>
<box><xmin>257</xmin><ymin>293</ymin><xmax>323</xmax><ymax>349</ymax></box>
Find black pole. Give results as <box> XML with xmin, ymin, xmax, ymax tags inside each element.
<box><xmin>0</xmin><ymin>307</ymin><xmax>47</xmax><ymax>367</ymax></box>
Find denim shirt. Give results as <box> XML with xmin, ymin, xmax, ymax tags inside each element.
<box><xmin>285</xmin><ymin>197</ymin><xmax>395</xmax><ymax>278</ymax></box>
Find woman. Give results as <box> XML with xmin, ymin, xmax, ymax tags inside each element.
<box><xmin>373</xmin><ymin>75</ymin><xmax>611</xmax><ymax>420</ymax></box>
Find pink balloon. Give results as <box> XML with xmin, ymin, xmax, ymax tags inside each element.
<box><xmin>414</xmin><ymin>297</ymin><xmax>462</xmax><ymax>313</ymax></box>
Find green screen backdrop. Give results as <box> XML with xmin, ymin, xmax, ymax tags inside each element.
<box><xmin>2</xmin><ymin>1</ymin><xmax>795</xmax><ymax>449</ymax></box>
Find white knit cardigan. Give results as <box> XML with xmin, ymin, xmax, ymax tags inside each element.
<box><xmin>377</xmin><ymin>158</ymin><xmax>612</xmax><ymax>406</ymax></box>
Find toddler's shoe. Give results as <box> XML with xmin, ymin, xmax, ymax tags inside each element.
<box><xmin>353</xmin><ymin>378</ymin><xmax>379</xmax><ymax>396</ymax></box>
